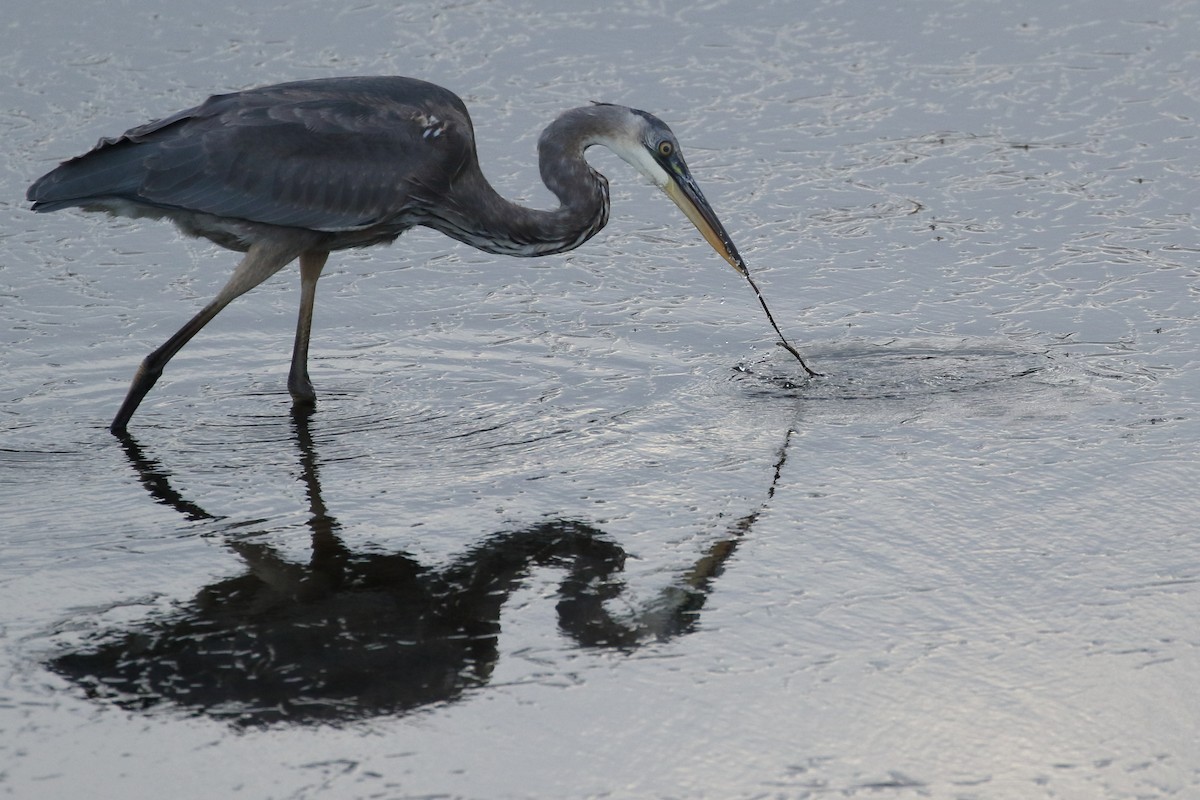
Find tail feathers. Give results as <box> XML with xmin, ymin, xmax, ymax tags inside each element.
<box><xmin>27</xmin><ymin>138</ymin><xmax>151</xmax><ymax>212</ymax></box>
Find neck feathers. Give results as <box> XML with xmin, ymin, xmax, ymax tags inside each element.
<box><xmin>422</xmin><ymin>106</ymin><xmax>620</xmax><ymax>257</ymax></box>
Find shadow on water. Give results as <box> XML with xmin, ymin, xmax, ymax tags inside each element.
<box><xmin>48</xmin><ymin>407</ymin><xmax>793</xmax><ymax>728</ymax></box>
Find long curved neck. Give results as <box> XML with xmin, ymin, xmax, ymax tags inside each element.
<box><xmin>424</xmin><ymin>107</ymin><xmax>612</xmax><ymax>257</ymax></box>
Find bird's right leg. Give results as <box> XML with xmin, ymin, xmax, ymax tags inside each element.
<box><xmin>110</xmin><ymin>240</ymin><xmax>303</xmax><ymax>435</ymax></box>
<box><xmin>287</xmin><ymin>250</ymin><xmax>330</xmax><ymax>405</ymax></box>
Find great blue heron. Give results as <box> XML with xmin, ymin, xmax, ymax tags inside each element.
<box><xmin>28</xmin><ymin>76</ymin><xmax>812</xmax><ymax>435</ymax></box>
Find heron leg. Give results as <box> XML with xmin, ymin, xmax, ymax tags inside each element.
<box><xmin>287</xmin><ymin>250</ymin><xmax>330</xmax><ymax>405</ymax></box>
<box><xmin>110</xmin><ymin>240</ymin><xmax>303</xmax><ymax>435</ymax></box>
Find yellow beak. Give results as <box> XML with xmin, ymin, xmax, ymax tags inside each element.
<box><xmin>664</xmin><ymin>175</ymin><xmax>747</xmax><ymax>276</ymax></box>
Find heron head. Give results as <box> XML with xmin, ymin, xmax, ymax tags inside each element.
<box><xmin>592</xmin><ymin>104</ymin><xmax>748</xmax><ymax>276</ymax></box>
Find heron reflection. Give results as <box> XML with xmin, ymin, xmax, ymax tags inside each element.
<box><xmin>50</xmin><ymin>409</ymin><xmax>789</xmax><ymax>727</ymax></box>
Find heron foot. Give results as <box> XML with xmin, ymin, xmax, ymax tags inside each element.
<box><xmin>109</xmin><ymin>358</ymin><xmax>166</xmax><ymax>436</ymax></box>
<box><xmin>288</xmin><ymin>375</ymin><xmax>317</xmax><ymax>405</ymax></box>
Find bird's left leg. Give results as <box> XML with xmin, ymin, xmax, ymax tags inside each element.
<box><xmin>110</xmin><ymin>238</ymin><xmax>306</xmax><ymax>435</ymax></box>
<box><xmin>288</xmin><ymin>249</ymin><xmax>330</xmax><ymax>404</ymax></box>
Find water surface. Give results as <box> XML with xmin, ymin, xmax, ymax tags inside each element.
<box><xmin>2</xmin><ymin>1</ymin><xmax>1197</xmax><ymax>798</ymax></box>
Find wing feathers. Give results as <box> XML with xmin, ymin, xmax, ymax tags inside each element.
<box><xmin>28</xmin><ymin>77</ymin><xmax>475</xmax><ymax>233</ymax></box>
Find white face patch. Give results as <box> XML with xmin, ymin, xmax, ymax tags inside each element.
<box><xmin>607</xmin><ymin>137</ymin><xmax>672</xmax><ymax>189</ymax></box>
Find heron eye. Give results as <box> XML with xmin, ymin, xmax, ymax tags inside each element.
<box><xmin>657</xmin><ymin>141</ymin><xmax>674</xmax><ymax>158</ymax></box>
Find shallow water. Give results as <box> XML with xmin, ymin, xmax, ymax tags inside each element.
<box><xmin>2</xmin><ymin>0</ymin><xmax>1198</xmax><ymax>798</ymax></box>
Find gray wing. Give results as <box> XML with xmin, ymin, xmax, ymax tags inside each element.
<box><xmin>27</xmin><ymin>77</ymin><xmax>475</xmax><ymax>232</ymax></box>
